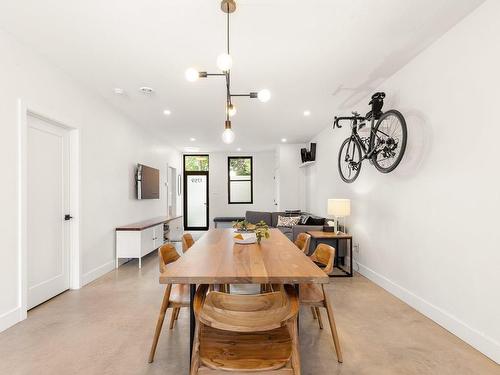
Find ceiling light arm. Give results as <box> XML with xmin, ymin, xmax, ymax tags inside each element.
<box><xmin>231</xmin><ymin>92</ymin><xmax>259</xmax><ymax>98</ymax></box>
<box><xmin>199</xmin><ymin>72</ymin><xmax>225</xmax><ymax>78</ymax></box>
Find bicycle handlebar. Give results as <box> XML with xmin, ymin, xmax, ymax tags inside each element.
<box><xmin>333</xmin><ymin>115</ymin><xmax>365</xmax><ymax>129</ymax></box>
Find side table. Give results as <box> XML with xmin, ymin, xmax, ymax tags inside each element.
<box><xmin>306</xmin><ymin>231</ymin><xmax>353</xmax><ymax>277</ymax></box>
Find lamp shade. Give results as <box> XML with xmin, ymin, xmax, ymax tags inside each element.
<box><xmin>328</xmin><ymin>199</ymin><xmax>351</xmax><ymax>217</ymax></box>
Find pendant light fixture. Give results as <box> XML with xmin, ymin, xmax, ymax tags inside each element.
<box><xmin>185</xmin><ymin>0</ymin><xmax>270</xmax><ymax>144</ymax></box>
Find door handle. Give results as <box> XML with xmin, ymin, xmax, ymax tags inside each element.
<box><xmin>64</xmin><ymin>214</ymin><xmax>73</xmax><ymax>221</ymax></box>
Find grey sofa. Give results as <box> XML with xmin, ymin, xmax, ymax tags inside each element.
<box><xmin>244</xmin><ymin>211</ymin><xmax>325</xmax><ymax>251</ymax></box>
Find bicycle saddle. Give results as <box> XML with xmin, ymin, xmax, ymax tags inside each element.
<box><xmin>367</xmin><ymin>92</ymin><xmax>385</xmax><ymax>120</ymax></box>
<box><xmin>371</xmin><ymin>92</ymin><xmax>385</xmax><ymax>100</ymax></box>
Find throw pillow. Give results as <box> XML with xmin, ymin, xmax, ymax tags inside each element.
<box><xmin>276</xmin><ymin>215</ymin><xmax>300</xmax><ymax>227</ymax></box>
<box><xmin>305</xmin><ymin>216</ymin><xmax>325</xmax><ymax>225</ymax></box>
<box><xmin>299</xmin><ymin>214</ymin><xmax>309</xmax><ymax>224</ymax></box>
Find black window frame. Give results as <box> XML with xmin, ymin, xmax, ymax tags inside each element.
<box><xmin>227</xmin><ymin>156</ymin><xmax>253</xmax><ymax>204</ymax></box>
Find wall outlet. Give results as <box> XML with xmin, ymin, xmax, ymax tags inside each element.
<box><xmin>354</xmin><ymin>243</ymin><xmax>360</xmax><ymax>253</ymax></box>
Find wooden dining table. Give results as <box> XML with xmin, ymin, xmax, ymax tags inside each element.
<box><xmin>159</xmin><ymin>228</ymin><xmax>329</xmax><ymax>366</ymax></box>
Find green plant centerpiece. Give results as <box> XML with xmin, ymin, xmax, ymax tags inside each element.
<box><xmin>255</xmin><ymin>220</ymin><xmax>270</xmax><ymax>244</ymax></box>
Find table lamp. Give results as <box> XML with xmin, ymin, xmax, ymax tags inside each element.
<box><xmin>327</xmin><ymin>199</ymin><xmax>351</xmax><ymax>234</ymax></box>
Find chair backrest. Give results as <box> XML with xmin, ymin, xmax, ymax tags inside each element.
<box><xmin>294</xmin><ymin>232</ymin><xmax>311</xmax><ymax>254</ymax></box>
<box><xmin>159</xmin><ymin>243</ymin><xmax>180</xmax><ymax>273</ymax></box>
<box><xmin>310</xmin><ymin>243</ymin><xmax>335</xmax><ymax>274</ymax></box>
<box><xmin>182</xmin><ymin>233</ymin><xmax>194</xmax><ymax>253</ymax></box>
<box><xmin>194</xmin><ymin>284</ymin><xmax>299</xmax><ymax>332</ymax></box>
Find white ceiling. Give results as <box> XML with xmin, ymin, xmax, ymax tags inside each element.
<box><xmin>0</xmin><ymin>0</ymin><xmax>484</xmax><ymax>151</ymax></box>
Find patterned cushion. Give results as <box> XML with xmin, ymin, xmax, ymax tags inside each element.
<box><xmin>276</xmin><ymin>215</ymin><xmax>301</xmax><ymax>227</ymax></box>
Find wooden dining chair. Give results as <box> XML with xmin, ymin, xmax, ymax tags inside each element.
<box><xmin>294</xmin><ymin>232</ymin><xmax>311</xmax><ymax>254</ymax></box>
<box><xmin>300</xmin><ymin>243</ymin><xmax>343</xmax><ymax>362</ymax></box>
<box><xmin>190</xmin><ymin>284</ymin><xmax>301</xmax><ymax>374</ymax></box>
<box><xmin>182</xmin><ymin>232</ymin><xmax>195</xmax><ymax>253</ymax></box>
<box><xmin>148</xmin><ymin>243</ymin><xmax>190</xmax><ymax>363</ymax></box>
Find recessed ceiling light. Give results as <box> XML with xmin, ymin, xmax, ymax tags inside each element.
<box><xmin>139</xmin><ymin>86</ymin><xmax>155</xmax><ymax>95</ymax></box>
<box><xmin>236</xmin><ymin>147</ymin><xmax>242</xmax><ymax>151</ymax></box>
<box><xmin>189</xmin><ymin>137</ymin><xmax>196</xmax><ymax>142</ymax></box>
<box><xmin>281</xmin><ymin>138</ymin><xmax>287</xmax><ymax>143</ymax></box>
<box><xmin>114</xmin><ymin>88</ymin><xmax>124</xmax><ymax>95</ymax></box>
<box><xmin>184</xmin><ymin>147</ymin><xmax>200</xmax><ymax>153</ymax></box>
<box><xmin>163</xmin><ymin>109</ymin><xmax>171</xmax><ymax>116</ymax></box>
<box><xmin>303</xmin><ymin>110</ymin><xmax>311</xmax><ymax>116</ymax></box>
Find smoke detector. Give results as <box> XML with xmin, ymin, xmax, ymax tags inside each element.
<box><xmin>139</xmin><ymin>86</ymin><xmax>155</xmax><ymax>95</ymax></box>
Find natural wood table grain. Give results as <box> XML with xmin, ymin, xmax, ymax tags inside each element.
<box><xmin>159</xmin><ymin>228</ymin><xmax>329</xmax><ymax>368</ymax></box>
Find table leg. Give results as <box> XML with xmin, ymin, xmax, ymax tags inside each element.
<box><xmin>189</xmin><ymin>284</ymin><xmax>196</xmax><ymax>365</ymax></box>
<box><xmin>349</xmin><ymin>238</ymin><xmax>353</xmax><ymax>277</ymax></box>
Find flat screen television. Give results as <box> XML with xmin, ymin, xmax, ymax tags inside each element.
<box><xmin>136</xmin><ymin>164</ymin><xmax>160</xmax><ymax>199</ymax></box>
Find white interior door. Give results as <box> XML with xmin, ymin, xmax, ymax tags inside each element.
<box><xmin>27</xmin><ymin>114</ymin><xmax>70</xmax><ymax>309</ymax></box>
<box><xmin>185</xmin><ymin>172</ymin><xmax>208</xmax><ymax>229</ymax></box>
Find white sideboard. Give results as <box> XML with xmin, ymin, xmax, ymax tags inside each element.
<box><xmin>115</xmin><ymin>216</ymin><xmax>182</xmax><ymax>268</ymax></box>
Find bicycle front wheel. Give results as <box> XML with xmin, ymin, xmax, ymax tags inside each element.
<box><xmin>372</xmin><ymin>110</ymin><xmax>407</xmax><ymax>173</ymax></box>
<box><xmin>338</xmin><ymin>137</ymin><xmax>362</xmax><ymax>183</ymax></box>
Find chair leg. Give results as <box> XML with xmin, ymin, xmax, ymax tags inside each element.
<box><xmin>174</xmin><ymin>307</ymin><xmax>180</xmax><ymax>321</ymax></box>
<box><xmin>190</xmin><ymin>322</ymin><xmax>201</xmax><ymax>375</ymax></box>
<box><xmin>322</xmin><ymin>285</ymin><xmax>343</xmax><ymax>363</ymax></box>
<box><xmin>148</xmin><ymin>284</ymin><xmax>172</xmax><ymax>363</ymax></box>
<box><xmin>311</xmin><ymin>306</ymin><xmax>317</xmax><ymax>319</ymax></box>
<box><xmin>169</xmin><ymin>307</ymin><xmax>179</xmax><ymax>329</ymax></box>
<box><xmin>315</xmin><ymin>307</ymin><xmax>324</xmax><ymax>329</ymax></box>
<box><xmin>287</xmin><ymin>318</ymin><xmax>301</xmax><ymax>375</ymax></box>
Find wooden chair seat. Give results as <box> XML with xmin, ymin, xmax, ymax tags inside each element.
<box><xmin>197</xmin><ymin>367</ymin><xmax>293</xmax><ymax>375</ymax></box>
<box><xmin>170</xmin><ymin>284</ymin><xmax>190</xmax><ymax>306</ymax></box>
<box><xmin>199</xmin><ymin>324</ymin><xmax>292</xmax><ymax>372</ymax></box>
<box><xmin>196</xmin><ymin>285</ymin><xmax>298</xmax><ymax>333</ymax></box>
<box><xmin>299</xmin><ymin>283</ymin><xmax>324</xmax><ymax>305</ymax></box>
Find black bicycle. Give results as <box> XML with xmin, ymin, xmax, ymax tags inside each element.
<box><xmin>334</xmin><ymin>92</ymin><xmax>407</xmax><ymax>183</ymax></box>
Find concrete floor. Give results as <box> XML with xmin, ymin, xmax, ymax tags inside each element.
<box><xmin>0</xmin><ymin>251</ymin><xmax>498</xmax><ymax>375</ymax></box>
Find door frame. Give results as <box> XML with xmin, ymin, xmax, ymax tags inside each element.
<box><xmin>18</xmin><ymin>100</ymin><xmax>80</xmax><ymax>320</ymax></box>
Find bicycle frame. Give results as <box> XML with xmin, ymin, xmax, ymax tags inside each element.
<box><xmin>335</xmin><ymin>115</ymin><xmax>376</xmax><ymax>163</ymax></box>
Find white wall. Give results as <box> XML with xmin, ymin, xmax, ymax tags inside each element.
<box><xmin>276</xmin><ymin>144</ymin><xmax>306</xmax><ymax>211</ymax></box>
<box><xmin>204</xmin><ymin>151</ymin><xmax>275</xmax><ymax>226</ymax></box>
<box><xmin>305</xmin><ymin>1</ymin><xmax>499</xmax><ymax>363</ymax></box>
<box><xmin>0</xmin><ymin>30</ymin><xmax>181</xmax><ymax>332</ymax></box>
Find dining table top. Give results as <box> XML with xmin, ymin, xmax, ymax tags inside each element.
<box><xmin>159</xmin><ymin>228</ymin><xmax>329</xmax><ymax>285</ymax></box>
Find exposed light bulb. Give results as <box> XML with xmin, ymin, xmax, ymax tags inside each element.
<box><xmin>217</xmin><ymin>53</ymin><xmax>233</xmax><ymax>71</ymax></box>
<box><xmin>226</xmin><ymin>103</ymin><xmax>237</xmax><ymax>117</ymax></box>
<box><xmin>222</xmin><ymin>128</ymin><xmax>235</xmax><ymax>144</ymax></box>
<box><xmin>281</xmin><ymin>138</ymin><xmax>287</xmax><ymax>143</ymax></box>
<box><xmin>222</xmin><ymin>121</ymin><xmax>235</xmax><ymax>144</ymax></box>
<box><xmin>303</xmin><ymin>110</ymin><xmax>311</xmax><ymax>116</ymax></box>
<box><xmin>185</xmin><ymin>68</ymin><xmax>199</xmax><ymax>82</ymax></box>
<box><xmin>257</xmin><ymin>89</ymin><xmax>271</xmax><ymax>102</ymax></box>
<box><xmin>163</xmin><ymin>109</ymin><xmax>171</xmax><ymax>116</ymax></box>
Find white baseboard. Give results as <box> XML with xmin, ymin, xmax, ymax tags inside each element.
<box><xmin>0</xmin><ymin>306</ymin><xmax>23</xmax><ymax>333</ymax></box>
<box><xmin>357</xmin><ymin>262</ymin><xmax>500</xmax><ymax>364</ymax></box>
<box><xmin>81</xmin><ymin>260</ymin><xmax>116</xmax><ymax>287</ymax></box>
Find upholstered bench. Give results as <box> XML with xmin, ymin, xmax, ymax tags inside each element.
<box><xmin>213</xmin><ymin>216</ymin><xmax>245</xmax><ymax>228</ymax></box>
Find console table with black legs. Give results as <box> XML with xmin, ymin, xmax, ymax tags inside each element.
<box><xmin>306</xmin><ymin>231</ymin><xmax>353</xmax><ymax>277</ymax></box>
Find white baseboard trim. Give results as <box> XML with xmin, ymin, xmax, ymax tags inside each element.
<box><xmin>357</xmin><ymin>262</ymin><xmax>500</xmax><ymax>364</ymax></box>
<box><xmin>81</xmin><ymin>260</ymin><xmax>116</xmax><ymax>287</ymax></box>
<box><xmin>0</xmin><ymin>306</ymin><xmax>23</xmax><ymax>333</ymax></box>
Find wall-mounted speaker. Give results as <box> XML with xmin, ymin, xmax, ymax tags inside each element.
<box><xmin>300</xmin><ymin>143</ymin><xmax>317</xmax><ymax>163</ymax></box>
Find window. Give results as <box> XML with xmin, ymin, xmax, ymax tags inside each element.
<box><xmin>184</xmin><ymin>155</ymin><xmax>209</xmax><ymax>171</ymax></box>
<box><xmin>228</xmin><ymin>157</ymin><xmax>253</xmax><ymax>204</ymax></box>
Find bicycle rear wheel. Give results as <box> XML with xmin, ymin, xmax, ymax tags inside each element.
<box><xmin>372</xmin><ymin>109</ymin><xmax>407</xmax><ymax>173</ymax></box>
<box><xmin>338</xmin><ymin>137</ymin><xmax>362</xmax><ymax>183</ymax></box>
